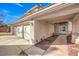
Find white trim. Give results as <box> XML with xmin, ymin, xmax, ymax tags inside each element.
<box><xmin>13</xmin><ymin>3</ymin><xmax>61</xmax><ymax>24</ymax></box>
<box><xmin>36</xmin><ymin>8</ymin><xmax>79</xmax><ymax>20</ymax></box>
<box><xmin>23</xmin><ymin>5</ymin><xmax>38</xmax><ymax>17</ymax></box>
<box><xmin>13</xmin><ymin>3</ymin><xmax>75</xmax><ymax>25</ymax></box>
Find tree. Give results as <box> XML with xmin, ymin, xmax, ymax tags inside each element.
<box><xmin>0</xmin><ymin>20</ymin><xmax>3</xmax><ymax>24</ymax></box>
<box><xmin>0</xmin><ymin>13</ymin><xmax>6</xmax><ymax>25</ymax></box>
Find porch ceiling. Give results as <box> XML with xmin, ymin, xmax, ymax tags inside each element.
<box><xmin>35</xmin><ymin>8</ymin><xmax>79</xmax><ymax>21</ymax></box>
<box><xmin>36</xmin><ymin>13</ymin><xmax>77</xmax><ymax>24</ymax></box>
<box><xmin>34</xmin><ymin>4</ymin><xmax>79</xmax><ymax>21</ymax></box>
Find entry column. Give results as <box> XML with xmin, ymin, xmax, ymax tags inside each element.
<box><xmin>72</xmin><ymin>14</ymin><xmax>79</xmax><ymax>44</ymax></box>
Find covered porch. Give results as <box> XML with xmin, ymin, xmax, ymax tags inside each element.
<box><xmin>33</xmin><ymin>4</ymin><xmax>79</xmax><ymax>44</ymax></box>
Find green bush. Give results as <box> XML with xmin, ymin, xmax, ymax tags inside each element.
<box><xmin>19</xmin><ymin>50</ymin><xmax>28</xmax><ymax>56</ymax></box>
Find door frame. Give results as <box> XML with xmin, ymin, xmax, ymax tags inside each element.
<box><xmin>54</xmin><ymin>22</ymin><xmax>68</xmax><ymax>35</ymax></box>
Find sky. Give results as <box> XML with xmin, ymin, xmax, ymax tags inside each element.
<box><xmin>0</xmin><ymin>3</ymin><xmax>49</xmax><ymax>25</ymax></box>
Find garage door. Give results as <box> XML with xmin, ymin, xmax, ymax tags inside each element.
<box><xmin>24</xmin><ymin>25</ymin><xmax>31</xmax><ymax>40</ymax></box>
<box><xmin>16</xmin><ymin>26</ymin><xmax>23</xmax><ymax>38</ymax></box>
<box><xmin>14</xmin><ymin>27</ymin><xmax>17</xmax><ymax>35</ymax></box>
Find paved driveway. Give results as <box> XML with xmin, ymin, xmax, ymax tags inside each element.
<box><xmin>0</xmin><ymin>35</ymin><xmax>29</xmax><ymax>45</ymax></box>
<box><xmin>0</xmin><ymin>35</ymin><xmax>33</xmax><ymax>55</ymax></box>
<box><xmin>0</xmin><ymin>35</ymin><xmax>45</xmax><ymax>56</ymax></box>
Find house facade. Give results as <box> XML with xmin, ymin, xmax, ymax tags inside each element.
<box><xmin>12</xmin><ymin>3</ymin><xmax>79</xmax><ymax>45</ymax></box>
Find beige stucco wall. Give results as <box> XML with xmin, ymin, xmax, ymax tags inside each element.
<box><xmin>72</xmin><ymin>14</ymin><xmax>79</xmax><ymax>44</ymax></box>
<box><xmin>34</xmin><ymin>20</ymin><xmax>54</xmax><ymax>44</ymax></box>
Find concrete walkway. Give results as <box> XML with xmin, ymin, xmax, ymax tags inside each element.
<box><xmin>43</xmin><ymin>35</ymin><xmax>68</xmax><ymax>56</ymax></box>
<box><xmin>52</xmin><ymin>35</ymin><xmax>67</xmax><ymax>45</ymax></box>
<box><xmin>44</xmin><ymin>45</ymin><xmax>68</xmax><ymax>56</ymax></box>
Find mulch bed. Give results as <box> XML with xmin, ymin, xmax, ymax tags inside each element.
<box><xmin>35</xmin><ymin>35</ymin><xmax>58</xmax><ymax>50</ymax></box>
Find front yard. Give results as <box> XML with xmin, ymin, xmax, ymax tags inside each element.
<box><xmin>0</xmin><ymin>33</ymin><xmax>79</xmax><ymax>56</ymax></box>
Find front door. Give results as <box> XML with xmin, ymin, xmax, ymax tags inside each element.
<box><xmin>59</xmin><ymin>23</ymin><xmax>68</xmax><ymax>34</ymax></box>
<box><xmin>55</xmin><ymin>22</ymin><xmax>68</xmax><ymax>35</ymax></box>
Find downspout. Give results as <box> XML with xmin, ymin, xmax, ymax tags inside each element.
<box><xmin>22</xmin><ymin>25</ymin><xmax>24</xmax><ymax>39</ymax></box>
